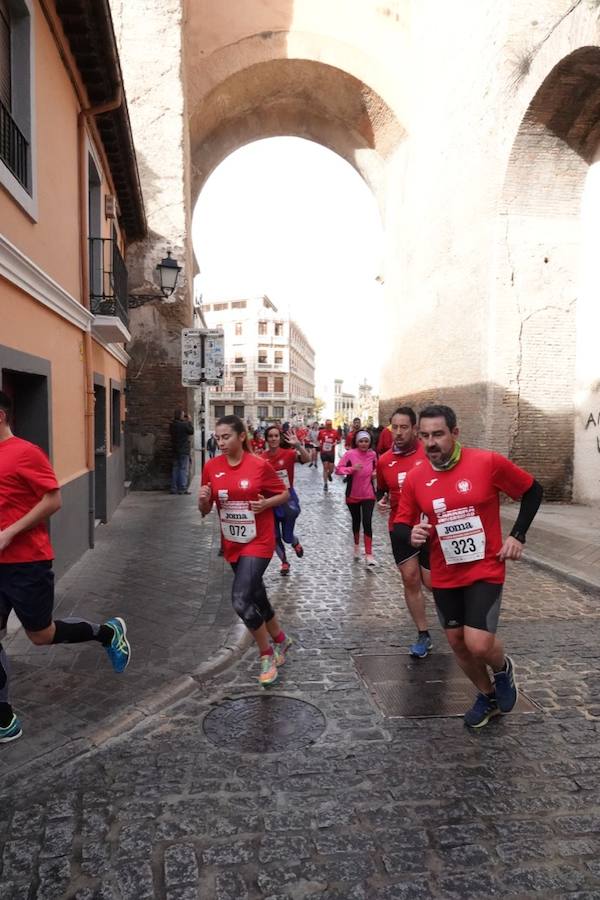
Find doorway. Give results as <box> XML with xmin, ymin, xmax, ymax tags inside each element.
<box><xmin>94</xmin><ymin>382</ymin><xmax>107</xmax><ymax>523</ymax></box>
<box><xmin>1</xmin><ymin>368</ymin><xmax>50</xmax><ymax>454</ymax></box>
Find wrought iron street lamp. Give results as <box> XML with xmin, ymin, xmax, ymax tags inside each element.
<box><xmin>128</xmin><ymin>250</ymin><xmax>182</xmax><ymax>308</ymax></box>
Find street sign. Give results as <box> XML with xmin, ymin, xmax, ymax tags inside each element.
<box><xmin>181</xmin><ymin>328</ymin><xmax>224</xmax><ymax>386</ymax></box>
<box><xmin>203</xmin><ymin>329</ymin><xmax>225</xmax><ymax>385</ymax></box>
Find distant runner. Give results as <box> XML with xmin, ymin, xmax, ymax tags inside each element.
<box><xmin>336</xmin><ymin>430</ymin><xmax>378</xmax><ymax>565</ymax></box>
<box><xmin>394</xmin><ymin>404</ymin><xmax>543</xmax><ymax>729</ymax></box>
<box><xmin>261</xmin><ymin>425</ymin><xmax>309</xmax><ymax>575</ymax></box>
<box><xmin>318</xmin><ymin>419</ymin><xmax>339</xmax><ymax>493</ymax></box>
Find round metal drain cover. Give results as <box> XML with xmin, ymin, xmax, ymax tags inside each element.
<box><xmin>203</xmin><ymin>695</ymin><xmax>326</xmax><ymax>753</ymax></box>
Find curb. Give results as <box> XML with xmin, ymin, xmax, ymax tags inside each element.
<box><xmin>7</xmin><ymin>623</ymin><xmax>252</xmax><ymax>778</ymax></box>
<box><xmin>523</xmin><ymin>553</ymin><xmax>600</xmax><ymax>595</ymax></box>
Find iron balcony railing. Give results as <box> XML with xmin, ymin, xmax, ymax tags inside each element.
<box><xmin>0</xmin><ymin>99</ymin><xmax>29</xmax><ymax>188</ymax></box>
<box><xmin>89</xmin><ymin>237</ymin><xmax>129</xmax><ymax>328</ymax></box>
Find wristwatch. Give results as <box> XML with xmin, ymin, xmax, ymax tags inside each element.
<box><xmin>510</xmin><ymin>528</ymin><xmax>526</xmax><ymax>544</ymax></box>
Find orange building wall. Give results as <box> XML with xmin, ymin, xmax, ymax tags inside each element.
<box><xmin>1</xmin><ymin>278</ymin><xmax>86</xmax><ymax>482</ymax></box>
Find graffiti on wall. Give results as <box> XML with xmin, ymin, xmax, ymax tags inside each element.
<box><xmin>584</xmin><ymin>410</ymin><xmax>600</xmax><ymax>453</ymax></box>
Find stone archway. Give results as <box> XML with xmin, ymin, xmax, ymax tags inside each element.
<box><xmin>489</xmin><ymin>46</ymin><xmax>600</xmax><ymax>501</ymax></box>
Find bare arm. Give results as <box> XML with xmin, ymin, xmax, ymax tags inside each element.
<box><xmin>249</xmin><ymin>490</ymin><xmax>289</xmax><ymax>513</ymax></box>
<box><xmin>0</xmin><ymin>489</ymin><xmax>62</xmax><ymax>552</ymax></box>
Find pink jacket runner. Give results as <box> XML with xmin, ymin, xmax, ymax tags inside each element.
<box><xmin>336</xmin><ymin>448</ymin><xmax>377</xmax><ymax>501</ymax></box>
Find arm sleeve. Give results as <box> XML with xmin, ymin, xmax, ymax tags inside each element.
<box><xmin>510</xmin><ymin>479</ymin><xmax>543</xmax><ymax>539</ymax></box>
<box><xmin>335</xmin><ymin>452</ymin><xmax>353</xmax><ymax>475</ymax></box>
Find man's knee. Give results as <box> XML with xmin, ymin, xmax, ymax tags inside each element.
<box><xmin>463</xmin><ymin>629</ymin><xmax>495</xmax><ymax>659</ymax></box>
<box><xmin>445</xmin><ymin>627</ymin><xmax>467</xmax><ymax>654</ymax></box>
<box><xmin>25</xmin><ymin>624</ymin><xmax>55</xmax><ymax>646</ymax></box>
<box><xmin>400</xmin><ymin>560</ymin><xmax>421</xmax><ymax>592</ymax></box>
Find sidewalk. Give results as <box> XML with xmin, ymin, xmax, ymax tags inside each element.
<box><xmin>500</xmin><ymin>502</ymin><xmax>600</xmax><ymax>592</ymax></box>
<box><xmin>1</xmin><ymin>482</ymin><xmax>246</xmax><ymax>776</ymax></box>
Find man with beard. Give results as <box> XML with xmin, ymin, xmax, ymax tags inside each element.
<box><xmin>376</xmin><ymin>407</ymin><xmax>433</xmax><ymax>657</ymax></box>
<box><xmin>394</xmin><ymin>405</ymin><xmax>543</xmax><ymax>729</ymax></box>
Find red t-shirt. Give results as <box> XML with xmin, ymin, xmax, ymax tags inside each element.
<box><xmin>251</xmin><ymin>437</ymin><xmax>265</xmax><ymax>454</ymax></box>
<box><xmin>295</xmin><ymin>427</ymin><xmax>308</xmax><ymax>446</ymax></box>
<box><xmin>394</xmin><ymin>448</ymin><xmax>534</xmax><ymax>588</ymax></box>
<box><xmin>201</xmin><ymin>452</ymin><xmax>287</xmax><ymax>563</ymax></box>
<box><xmin>261</xmin><ymin>447</ymin><xmax>297</xmax><ymax>489</ymax></box>
<box><xmin>318</xmin><ymin>429</ymin><xmax>338</xmax><ymax>454</ymax></box>
<box><xmin>0</xmin><ymin>436</ymin><xmax>59</xmax><ymax>563</ymax></box>
<box><xmin>376</xmin><ymin>443</ymin><xmax>427</xmax><ymax>530</ymax></box>
<box><xmin>345</xmin><ymin>430</ymin><xmax>357</xmax><ymax>449</ymax></box>
<box><xmin>377</xmin><ymin>428</ymin><xmax>393</xmax><ymax>455</ymax></box>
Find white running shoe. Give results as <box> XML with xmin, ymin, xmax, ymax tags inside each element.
<box><xmin>366</xmin><ymin>555</ymin><xmax>377</xmax><ymax>566</ymax></box>
<box><xmin>353</xmin><ymin>546</ymin><xmax>361</xmax><ymax>561</ymax></box>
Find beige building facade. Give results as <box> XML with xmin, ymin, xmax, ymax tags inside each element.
<box><xmin>202</xmin><ymin>295</ymin><xmax>315</xmax><ymax>429</ymax></box>
<box><xmin>110</xmin><ymin>0</ymin><xmax>600</xmax><ymax>503</ymax></box>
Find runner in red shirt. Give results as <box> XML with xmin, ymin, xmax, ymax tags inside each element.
<box><xmin>394</xmin><ymin>404</ymin><xmax>543</xmax><ymax>729</ymax></box>
<box><xmin>377</xmin><ymin>422</ymin><xmax>393</xmax><ymax>455</ymax></box>
<box><xmin>250</xmin><ymin>430</ymin><xmax>266</xmax><ymax>454</ymax></box>
<box><xmin>199</xmin><ymin>415</ymin><xmax>291</xmax><ymax>686</ymax></box>
<box><xmin>317</xmin><ymin>419</ymin><xmax>339</xmax><ymax>493</ymax></box>
<box><xmin>261</xmin><ymin>425</ymin><xmax>310</xmax><ymax>575</ymax></box>
<box><xmin>0</xmin><ymin>391</ymin><xmax>131</xmax><ymax>745</ymax></box>
<box><xmin>376</xmin><ymin>406</ymin><xmax>433</xmax><ymax>658</ymax></box>
<box><xmin>345</xmin><ymin>417</ymin><xmax>362</xmax><ymax>449</ymax></box>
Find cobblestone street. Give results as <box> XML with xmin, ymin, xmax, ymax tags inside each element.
<box><xmin>2</xmin><ymin>466</ymin><xmax>600</xmax><ymax>899</ymax></box>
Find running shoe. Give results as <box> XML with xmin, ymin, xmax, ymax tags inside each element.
<box><xmin>274</xmin><ymin>635</ymin><xmax>293</xmax><ymax>666</ymax></box>
<box><xmin>365</xmin><ymin>555</ymin><xmax>377</xmax><ymax>567</ymax></box>
<box><xmin>353</xmin><ymin>545</ymin><xmax>361</xmax><ymax>561</ymax></box>
<box><xmin>328</xmin><ymin>474</ymin><xmax>333</xmax><ymax>482</ymax></box>
<box><xmin>409</xmin><ymin>634</ymin><xmax>433</xmax><ymax>658</ymax></box>
<box><xmin>280</xmin><ymin>562</ymin><xmax>291</xmax><ymax>576</ymax></box>
<box><xmin>103</xmin><ymin>617</ymin><xmax>131</xmax><ymax>673</ymax></box>
<box><xmin>464</xmin><ymin>692</ymin><xmax>500</xmax><ymax>729</ymax></box>
<box><xmin>259</xmin><ymin>654</ymin><xmax>278</xmax><ymax>686</ymax></box>
<box><xmin>323</xmin><ymin>483</ymin><xmax>328</xmax><ymax>493</ymax></box>
<box><xmin>292</xmin><ymin>542</ymin><xmax>304</xmax><ymax>558</ymax></box>
<box><xmin>0</xmin><ymin>714</ymin><xmax>22</xmax><ymax>744</ymax></box>
<box><xmin>494</xmin><ymin>655</ymin><xmax>518</xmax><ymax>713</ymax></box>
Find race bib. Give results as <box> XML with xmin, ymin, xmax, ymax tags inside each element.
<box><xmin>323</xmin><ymin>441</ymin><xmax>333</xmax><ymax>451</ymax></box>
<box><xmin>219</xmin><ymin>502</ymin><xmax>257</xmax><ymax>543</ymax></box>
<box><xmin>276</xmin><ymin>468</ymin><xmax>291</xmax><ymax>489</ymax></box>
<box><xmin>436</xmin><ymin>515</ymin><xmax>486</xmax><ymax>565</ymax></box>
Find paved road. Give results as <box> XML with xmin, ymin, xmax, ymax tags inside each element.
<box><xmin>2</xmin><ymin>465</ymin><xmax>600</xmax><ymax>899</ymax></box>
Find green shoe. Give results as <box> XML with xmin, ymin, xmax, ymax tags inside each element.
<box><xmin>274</xmin><ymin>635</ymin><xmax>293</xmax><ymax>667</ymax></box>
<box><xmin>0</xmin><ymin>713</ymin><xmax>23</xmax><ymax>744</ymax></box>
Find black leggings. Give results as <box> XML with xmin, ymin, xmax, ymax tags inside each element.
<box><xmin>230</xmin><ymin>556</ymin><xmax>275</xmax><ymax>631</ymax></box>
<box><xmin>347</xmin><ymin>500</ymin><xmax>375</xmax><ymax>539</ymax></box>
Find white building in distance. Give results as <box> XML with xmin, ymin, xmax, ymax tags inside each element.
<box><xmin>202</xmin><ymin>296</ymin><xmax>315</xmax><ymax>430</ymax></box>
<box><xmin>333</xmin><ymin>378</ymin><xmax>357</xmax><ymax>425</ymax></box>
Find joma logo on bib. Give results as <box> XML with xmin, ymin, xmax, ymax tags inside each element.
<box><xmin>440</xmin><ymin>521</ymin><xmax>473</xmax><ymax>534</ymax></box>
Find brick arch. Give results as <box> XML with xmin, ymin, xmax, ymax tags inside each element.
<box><xmin>189</xmin><ymin>57</ymin><xmax>404</xmax><ymax>212</ymax></box>
<box><xmin>489</xmin><ymin>46</ymin><xmax>600</xmax><ymax>500</ymax></box>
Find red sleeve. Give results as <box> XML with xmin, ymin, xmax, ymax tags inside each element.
<box><xmin>21</xmin><ymin>446</ymin><xmax>59</xmax><ymax>498</ymax></box>
<box><xmin>491</xmin><ymin>453</ymin><xmax>534</xmax><ymax>500</ymax></box>
<box><xmin>393</xmin><ymin>472</ymin><xmax>419</xmax><ymax>526</ymax></box>
<box><xmin>259</xmin><ymin>459</ymin><xmax>288</xmax><ymax>496</ymax></box>
<box><xmin>376</xmin><ymin>455</ymin><xmax>386</xmax><ymax>491</ymax></box>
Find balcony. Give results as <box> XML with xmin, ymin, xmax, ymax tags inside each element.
<box><xmin>229</xmin><ymin>361</ymin><xmax>247</xmax><ymax>372</ymax></box>
<box><xmin>89</xmin><ymin>238</ymin><xmax>131</xmax><ymax>343</ymax></box>
<box><xmin>256</xmin><ymin>361</ymin><xmax>285</xmax><ymax>370</ymax></box>
<box><xmin>0</xmin><ymin>99</ymin><xmax>29</xmax><ymax>189</ymax></box>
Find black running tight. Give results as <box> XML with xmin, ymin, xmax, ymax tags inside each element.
<box><xmin>347</xmin><ymin>499</ymin><xmax>375</xmax><ymax>539</ymax></box>
<box><xmin>230</xmin><ymin>556</ymin><xmax>275</xmax><ymax>631</ymax></box>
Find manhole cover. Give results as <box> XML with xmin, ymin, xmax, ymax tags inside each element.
<box><xmin>203</xmin><ymin>695</ymin><xmax>326</xmax><ymax>752</ymax></box>
<box><xmin>353</xmin><ymin>653</ymin><xmax>540</xmax><ymax>719</ymax></box>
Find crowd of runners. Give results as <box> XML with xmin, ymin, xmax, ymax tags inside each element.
<box><xmin>0</xmin><ymin>387</ymin><xmax>543</xmax><ymax>744</ymax></box>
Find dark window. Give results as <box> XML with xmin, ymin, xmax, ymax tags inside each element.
<box><xmin>233</xmin><ymin>405</ymin><xmax>244</xmax><ymax>418</ymax></box>
<box><xmin>258</xmin><ymin>350</ymin><xmax>267</xmax><ymax>364</ymax></box>
<box><xmin>234</xmin><ymin>354</ymin><xmax>244</xmax><ymax>363</ymax></box>
<box><xmin>258</xmin><ymin>321</ymin><xmax>267</xmax><ymax>335</ymax></box>
<box><xmin>214</xmin><ymin>404</ymin><xmax>225</xmax><ymax>419</ymax></box>
<box><xmin>274</xmin><ymin>350</ymin><xmax>283</xmax><ymax>365</ymax></box>
<box><xmin>274</xmin><ymin>376</ymin><xmax>284</xmax><ymax>393</ymax></box>
<box><xmin>213</xmin><ymin>302</ymin><xmax>228</xmax><ymax>311</ymax></box>
<box><xmin>273</xmin><ymin>405</ymin><xmax>284</xmax><ymax>418</ymax></box>
<box><xmin>231</xmin><ymin>300</ymin><xmax>247</xmax><ymax>309</ymax></box>
<box><xmin>234</xmin><ymin>375</ymin><xmax>243</xmax><ymax>392</ymax></box>
<box><xmin>0</xmin><ymin>0</ymin><xmax>10</xmax><ymax>110</ymax></box>
<box><xmin>257</xmin><ymin>405</ymin><xmax>268</xmax><ymax>418</ymax></box>
<box><xmin>258</xmin><ymin>376</ymin><xmax>268</xmax><ymax>392</ymax></box>
<box><xmin>274</xmin><ymin>322</ymin><xmax>283</xmax><ymax>336</ymax></box>
<box><xmin>111</xmin><ymin>387</ymin><xmax>121</xmax><ymax>448</ymax></box>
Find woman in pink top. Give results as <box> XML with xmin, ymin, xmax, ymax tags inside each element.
<box><xmin>336</xmin><ymin>430</ymin><xmax>378</xmax><ymax>565</ymax></box>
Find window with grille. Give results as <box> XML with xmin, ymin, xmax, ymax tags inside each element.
<box><xmin>214</xmin><ymin>405</ymin><xmax>225</xmax><ymax>419</ymax></box>
<box><xmin>273</xmin><ymin>406</ymin><xmax>284</xmax><ymax>418</ymax></box>
<box><xmin>257</xmin><ymin>405</ymin><xmax>268</xmax><ymax>419</ymax></box>
<box><xmin>234</xmin><ymin>375</ymin><xmax>243</xmax><ymax>391</ymax></box>
<box><xmin>274</xmin><ymin>351</ymin><xmax>283</xmax><ymax>364</ymax></box>
<box><xmin>258</xmin><ymin>376</ymin><xmax>268</xmax><ymax>392</ymax></box>
<box><xmin>233</xmin><ymin>405</ymin><xmax>244</xmax><ymax>418</ymax></box>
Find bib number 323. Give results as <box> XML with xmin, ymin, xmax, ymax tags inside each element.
<box><xmin>436</xmin><ymin>515</ymin><xmax>486</xmax><ymax>565</ymax></box>
<box><xmin>220</xmin><ymin>504</ymin><xmax>257</xmax><ymax>543</ymax></box>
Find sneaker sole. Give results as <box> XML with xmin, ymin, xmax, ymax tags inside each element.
<box><xmin>409</xmin><ymin>646</ymin><xmax>433</xmax><ymax>658</ymax></box>
<box><xmin>259</xmin><ymin>672</ymin><xmax>279</xmax><ymax>687</ymax></box>
<box><xmin>0</xmin><ymin>729</ymin><xmax>23</xmax><ymax>744</ymax></box>
<box><xmin>111</xmin><ymin>616</ymin><xmax>131</xmax><ymax>673</ymax></box>
<box><xmin>465</xmin><ymin>707</ymin><xmax>501</xmax><ymax>729</ymax></box>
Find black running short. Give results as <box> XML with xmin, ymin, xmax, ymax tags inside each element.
<box><xmin>432</xmin><ymin>580</ymin><xmax>503</xmax><ymax>633</ymax></box>
<box><xmin>320</xmin><ymin>452</ymin><xmax>335</xmax><ymax>464</ymax></box>
<box><xmin>389</xmin><ymin>531</ymin><xmax>430</xmax><ymax>569</ymax></box>
<box><xmin>0</xmin><ymin>561</ymin><xmax>55</xmax><ymax>633</ymax></box>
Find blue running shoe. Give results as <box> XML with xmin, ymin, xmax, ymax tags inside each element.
<box><xmin>0</xmin><ymin>713</ymin><xmax>23</xmax><ymax>744</ymax></box>
<box><xmin>409</xmin><ymin>634</ymin><xmax>433</xmax><ymax>658</ymax></box>
<box><xmin>103</xmin><ymin>617</ymin><xmax>131</xmax><ymax>673</ymax></box>
<box><xmin>464</xmin><ymin>692</ymin><xmax>500</xmax><ymax>729</ymax></box>
<box><xmin>494</xmin><ymin>655</ymin><xmax>518</xmax><ymax>713</ymax></box>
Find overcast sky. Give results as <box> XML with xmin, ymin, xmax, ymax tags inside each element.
<box><xmin>192</xmin><ymin>137</ymin><xmax>384</xmax><ymax>400</ymax></box>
